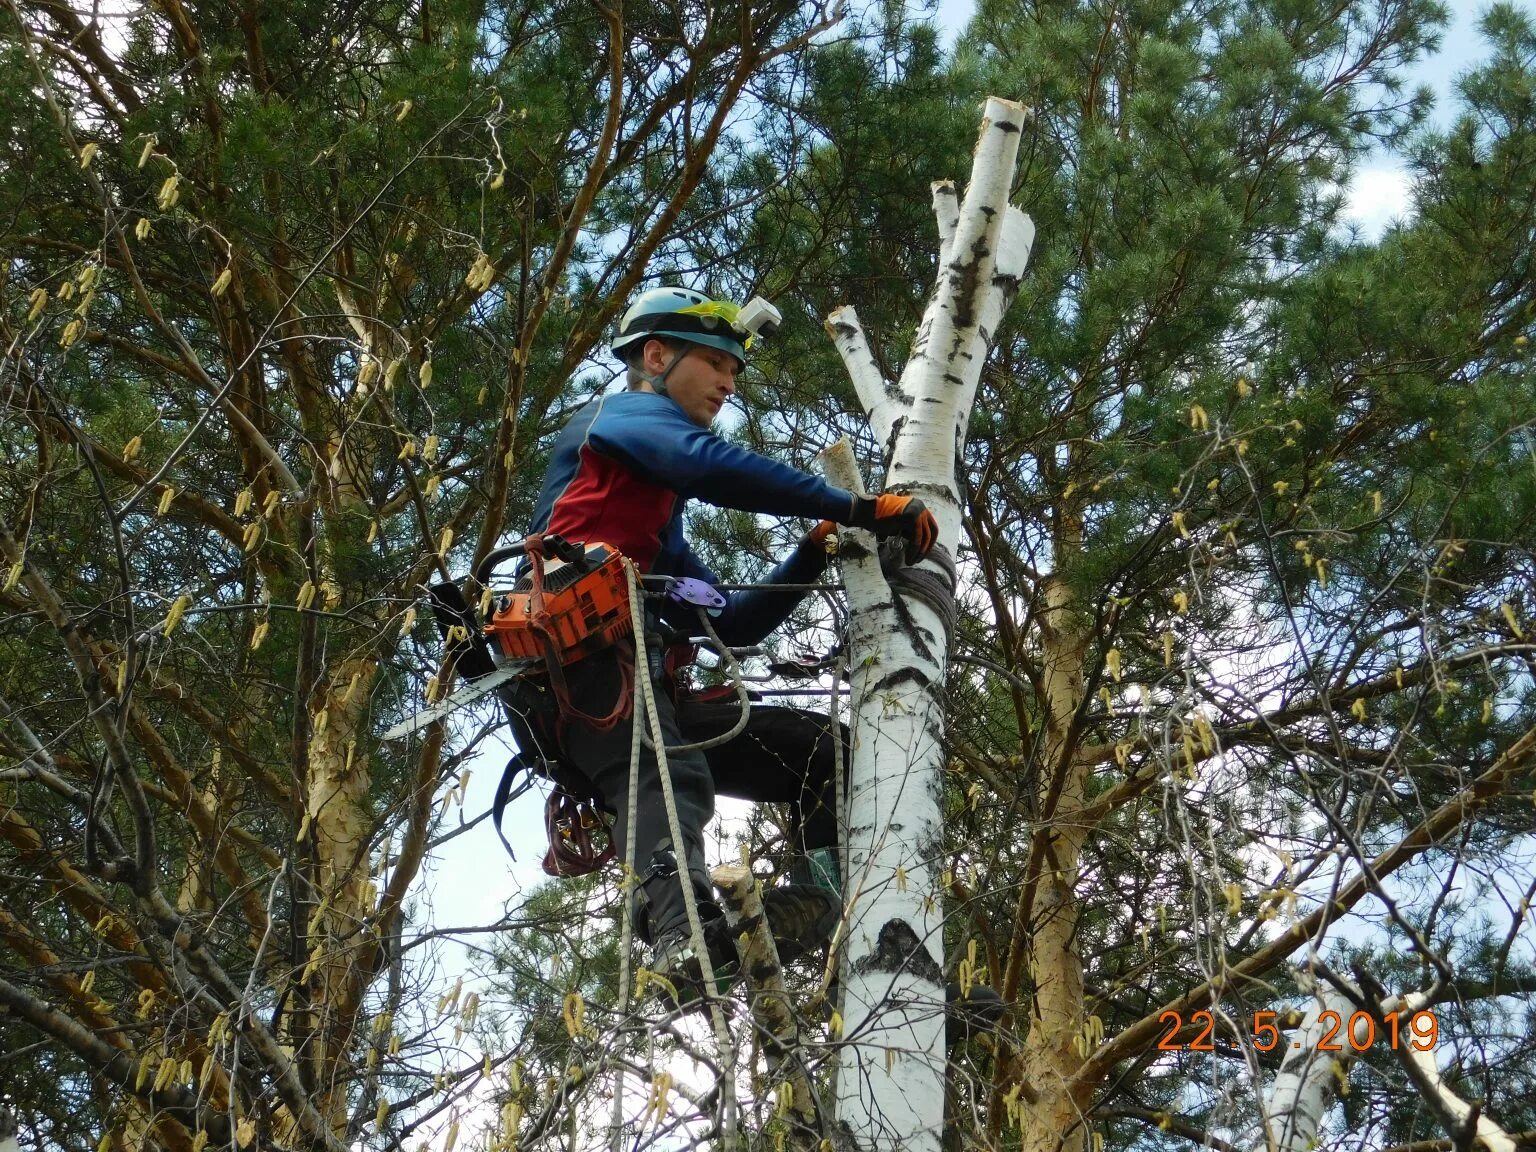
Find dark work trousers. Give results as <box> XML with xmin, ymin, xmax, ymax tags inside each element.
<box><xmin>544</xmin><ymin>642</ymin><xmax>846</xmax><ymax>943</ymax></box>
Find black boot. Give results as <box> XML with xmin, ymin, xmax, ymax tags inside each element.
<box><xmin>945</xmin><ymin>982</ymin><xmax>1004</xmax><ymax>1046</ymax></box>
<box><xmin>637</xmin><ymin>853</ymin><xmax>735</xmax><ymax>1009</ymax></box>
<box><xmin>649</xmin><ymin>917</ymin><xmax>740</xmax><ymax>1008</ymax></box>
<box><xmin>760</xmin><ymin>885</ymin><xmax>840</xmax><ymax>965</ymax></box>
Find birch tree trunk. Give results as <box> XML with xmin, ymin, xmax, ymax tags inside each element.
<box><xmin>821</xmin><ymin>96</ymin><xmax>1036</xmax><ymax>1151</ymax></box>
<box><xmin>1257</xmin><ymin>973</ymin><xmax>1520</xmax><ymax>1152</ymax></box>
<box><xmin>1254</xmin><ymin>974</ymin><xmax>1360</xmax><ymax>1152</ymax></box>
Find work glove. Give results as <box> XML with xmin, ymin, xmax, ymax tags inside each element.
<box><xmin>805</xmin><ymin>520</ymin><xmax>838</xmax><ymax>552</ymax></box>
<box><xmin>848</xmin><ymin>494</ymin><xmax>938</xmax><ymax>564</ymax></box>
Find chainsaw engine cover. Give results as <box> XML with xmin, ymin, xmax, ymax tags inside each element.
<box><xmin>486</xmin><ymin>542</ymin><xmax>632</xmax><ymax>665</ymax></box>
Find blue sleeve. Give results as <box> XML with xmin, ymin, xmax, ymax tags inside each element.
<box><xmin>589</xmin><ymin>394</ymin><xmax>857</xmax><ymax>523</ymax></box>
<box><xmin>665</xmin><ymin>541</ymin><xmax>830</xmax><ymax>648</ymax></box>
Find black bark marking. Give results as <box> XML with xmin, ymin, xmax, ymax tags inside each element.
<box><xmin>869</xmin><ymin>666</ymin><xmax>934</xmax><ymax>697</ymax></box>
<box><xmin>885</xmin><ymin>415</ymin><xmax>906</xmax><ymax>465</ymax></box>
<box><xmin>851</xmin><ymin>919</ymin><xmax>944</xmax><ymax>986</ymax></box>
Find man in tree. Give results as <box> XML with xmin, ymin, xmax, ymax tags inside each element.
<box><xmin>519</xmin><ymin>286</ymin><xmax>938</xmax><ymax>999</ymax></box>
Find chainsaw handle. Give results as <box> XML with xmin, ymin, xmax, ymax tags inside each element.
<box><xmin>473</xmin><ymin>534</ymin><xmax>585</xmax><ymax>587</ymax></box>
<box><xmin>473</xmin><ymin>542</ymin><xmax>527</xmax><ymax>587</ymax></box>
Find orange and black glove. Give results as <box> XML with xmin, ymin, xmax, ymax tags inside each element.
<box><xmin>849</xmin><ymin>494</ymin><xmax>938</xmax><ymax>564</ymax></box>
<box><xmin>805</xmin><ymin>519</ymin><xmax>838</xmax><ymax>552</ymax></box>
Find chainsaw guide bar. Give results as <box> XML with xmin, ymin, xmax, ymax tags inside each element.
<box><xmin>379</xmin><ymin>663</ymin><xmax>533</xmax><ymax>742</ymax></box>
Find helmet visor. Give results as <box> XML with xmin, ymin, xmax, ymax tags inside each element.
<box><xmin>675</xmin><ymin>300</ymin><xmax>753</xmax><ymax>348</ymax></box>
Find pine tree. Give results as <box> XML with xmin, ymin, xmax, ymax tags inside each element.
<box><xmin>0</xmin><ymin>0</ymin><xmax>836</xmax><ymax>1146</ymax></box>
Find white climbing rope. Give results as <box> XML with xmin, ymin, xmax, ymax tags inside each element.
<box><xmin>609</xmin><ymin>592</ymin><xmax>647</xmax><ymax>1152</ymax></box>
<box><xmin>622</xmin><ymin>559</ymin><xmax>739</xmax><ymax>1143</ymax></box>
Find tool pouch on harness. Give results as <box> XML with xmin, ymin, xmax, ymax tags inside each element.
<box><xmin>491</xmin><ymin>744</ymin><xmax>617</xmax><ymax>878</ymax></box>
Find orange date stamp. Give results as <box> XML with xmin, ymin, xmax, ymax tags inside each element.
<box><xmin>1157</xmin><ymin>1008</ymin><xmax>1439</xmax><ymax>1052</ymax></box>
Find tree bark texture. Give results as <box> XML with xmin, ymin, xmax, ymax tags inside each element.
<box><xmin>824</xmin><ymin>95</ymin><xmax>1036</xmax><ymax>1152</ymax></box>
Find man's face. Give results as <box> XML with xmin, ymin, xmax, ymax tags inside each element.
<box><xmin>639</xmin><ymin>338</ymin><xmax>741</xmax><ymax>427</ymax></box>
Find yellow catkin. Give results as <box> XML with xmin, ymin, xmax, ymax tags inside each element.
<box><xmin>163</xmin><ymin>594</ymin><xmax>191</xmax><ymax>637</ymax></box>
<box><xmin>138</xmin><ymin>137</ymin><xmax>157</xmax><ymax>168</ymax></box>
<box><xmin>1501</xmin><ymin>601</ymin><xmax>1525</xmax><ymax>639</ymax></box>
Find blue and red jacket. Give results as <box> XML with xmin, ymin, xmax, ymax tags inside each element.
<box><xmin>527</xmin><ymin>391</ymin><xmax>856</xmax><ymax>646</ymax></box>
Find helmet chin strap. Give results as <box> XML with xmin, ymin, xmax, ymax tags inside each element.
<box><xmin>637</xmin><ymin>345</ymin><xmax>690</xmax><ymax>398</ymax></box>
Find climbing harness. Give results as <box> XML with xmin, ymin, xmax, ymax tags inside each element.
<box><xmin>388</xmin><ymin>528</ymin><xmax>852</xmax><ymax>896</ymax></box>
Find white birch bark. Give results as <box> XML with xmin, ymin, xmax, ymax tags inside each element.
<box><xmin>819</xmin><ymin>96</ymin><xmax>1036</xmax><ymax>1152</ymax></box>
<box><xmin>1257</xmin><ymin>975</ymin><xmax>1516</xmax><ymax>1152</ymax></box>
<box><xmin>1256</xmin><ymin>974</ymin><xmax>1360</xmax><ymax>1152</ymax></box>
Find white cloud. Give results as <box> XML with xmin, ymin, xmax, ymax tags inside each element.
<box><xmin>1340</xmin><ymin>161</ymin><xmax>1416</xmax><ymax>238</ymax></box>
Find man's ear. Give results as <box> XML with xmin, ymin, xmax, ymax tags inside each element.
<box><xmin>644</xmin><ymin>338</ymin><xmax>680</xmax><ymax>374</ymax></box>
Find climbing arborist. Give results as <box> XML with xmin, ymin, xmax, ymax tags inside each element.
<box><xmin>514</xmin><ymin>286</ymin><xmax>937</xmax><ymax>1002</ymax></box>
